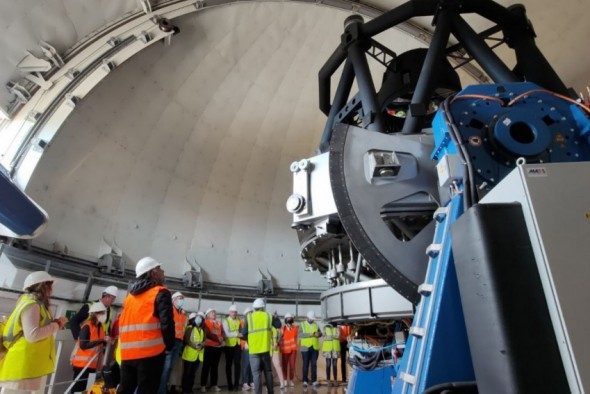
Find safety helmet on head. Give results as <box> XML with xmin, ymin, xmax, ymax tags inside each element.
<box><xmin>253</xmin><ymin>298</ymin><xmax>265</xmax><ymax>309</ymax></box>
<box><xmin>89</xmin><ymin>302</ymin><xmax>107</xmax><ymax>314</ymax></box>
<box><xmin>205</xmin><ymin>308</ymin><xmax>216</xmax><ymax>317</ymax></box>
<box><xmin>23</xmin><ymin>271</ymin><xmax>54</xmax><ymax>291</ymax></box>
<box><xmin>102</xmin><ymin>286</ymin><xmax>118</xmax><ymax>297</ymax></box>
<box><xmin>285</xmin><ymin>313</ymin><xmax>293</xmax><ymax>319</ymax></box>
<box><xmin>197</xmin><ymin>311</ymin><xmax>206</xmax><ymax>319</ymax></box>
<box><xmin>229</xmin><ymin>305</ymin><xmax>238</xmax><ymax>312</ymax></box>
<box><xmin>306</xmin><ymin>310</ymin><xmax>316</xmax><ymax>320</ymax></box>
<box><xmin>135</xmin><ymin>256</ymin><xmax>161</xmax><ymax>278</ymax></box>
<box><xmin>172</xmin><ymin>291</ymin><xmax>183</xmax><ymax>299</ymax></box>
<box><xmin>243</xmin><ymin>308</ymin><xmax>252</xmax><ymax>315</ymax></box>
<box><xmin>189</xmin><ymin>312</ymin><xmax>197</xmax><ymax>320</ymax></box>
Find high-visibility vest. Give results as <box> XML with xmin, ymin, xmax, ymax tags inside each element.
<box><xmin>204</xmin><ymin>319</ymin><xmax>223</xmax><ymax>347</ymax></box>
<box><xmin>338</xmin><ymin>325</ymin><xmax>351</xmax><ymax>343</ymax></box>
<box><xmin>118</xmin><ymin>286</ymin><xmax>167</xmax><ymax>360</ymax></box>
<box><xmin>182</xmin><ymin>325</ymin><xmax>205</xmax><ymax>362</ymax></box>
<box><xmin>299</xmin><ymin>321</ymin><xmax>320</xmax><ymax>350</ymax></box>
<box><xmin>173</xmin><ymin>307</ymin><xmax>186</xmax><ymax>340</ymax></box>
<box><xmin>280</xmin><ymin>325</ymin><xmax>298</xmax><ymax>353</ymax></box>
<box><xmin>82</xmin><ymin>302</ymin><xmax>113</xmax><ymax>336</ymax></box>
<box><xmin>247</xmin><ymin>311</ymin><xmax>271</xmax><ymax>355</ymax></box>
<box><xmin>0</xmin><ymin>295</ymin><xmax>55</xmax><ymax>380</ymax></box>
<box><xmin>322</xmin><ymin>326</ymin><xmax>341</xmax><ymax>353</ymax></box>
<box><xmin>72</xmin><ymin>321</ymin><xmax>105</xmax><ymax>369</ymax></box>
<box><xmin>271</xmin><ymin>326</ymin><xmax>281</xmax><ymax>356</ymax></box>
<box><xmin>224</xmin><ymin>317</ymin><xmax>241</xmax><ymax>347</ymax></box>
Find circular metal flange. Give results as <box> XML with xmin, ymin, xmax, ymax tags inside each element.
<box><xmin>329</xmin><ymin>123</ymin><xmax>440</xmax><ymax>303</ymax></box>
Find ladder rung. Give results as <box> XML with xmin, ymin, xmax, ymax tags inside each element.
<box><xmin>399</xmin><ymin>371</ymin><xmax>416</xmax><ymax>385</ymax></box>
<box><xmin>426</xmin><ymin>243</ymin><xmax>441</xmax><ymax>258</ymax></box>
<box><xmin>418</xmin><ymin>283</ymin><xmax>434</xmax><ymax>296</ymax></box>
<box><xmin>433</xmin><ymin>207</ymin><xmax>449</xmax><ymax>222</ymax></box>
<box><xmin>409</xmin><ymin>327</ymin><xmax>425</xmax><ymax>338</ymax></box>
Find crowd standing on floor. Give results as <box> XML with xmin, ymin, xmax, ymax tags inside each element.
<box><xmin>0</xmin><ymin>258</ymin><xmax>353</xmax><ymax>394</ymax></box>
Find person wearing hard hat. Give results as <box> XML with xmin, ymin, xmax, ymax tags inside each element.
<box><xmin>279</xmin><ymin>313</ymin><xmax>298</xmax><ymax>387</ymax></box>
<box><xmin>70</xmin><ymin>285</ymin><xmax>118</xmax><ymax>340</ymax></box>
<box><xmin>0</xmin><ymin>271</ymin><xmax>68</xmax><ymax>391</ymax></box>
<box><xmin>222</xmin><ymin>305</ymin><xmax>242</xmax><ymax>391</ymax></box>
<box><xmin>117</xmin><ymin>257</ymin><xmax>175</xmax><ymax>394</ymax></box>
<box><xmin>240</xmin><ymin>308</ymin><xmax>254</xmax><ymax>391</ymax></box>
<box><xmin>241</xmin><ymin>298</ymin><xmax>273</xmax><ymax>394</ymax></box>
<box><xmin>299</xmin><ymin>310</ymin><xmax>322</xmax><ymax>387</ymax></box>
<box><xmin>321</xmin><ymin>322</ymin><xmax>340</xmax><ymax>387</ymax></box>
<box><xmin>337</xmin><ymin>324</ymin><xmax>351</xmax><ymax>383</ymax></box>
<box><xmin>200</xmin><ymin>308</ymin><xmax>225</xmax><ymax>392</ymax></box>
<box><xmin>71</xmin><ymin>302</ymin><xmax>108</xmax><ymax>392</ymax></box>
<box><xmin>181</xmin><ymin>312</ymin><xmax>205</xmax><ymax>394</ymax></box>
<box><xmin>158</xmin><ymin>291</ymin><xmax>187</xmax><ymax>394</ymax></box>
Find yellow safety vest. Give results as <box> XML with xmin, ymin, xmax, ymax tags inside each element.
<box><xmin>321</xmin><ymin>326</ymin><xmax>341</xmax><ymax>352</ymax></box>
<box><xmin>299</xmin><ymin>321</ymin><xmax>320</xmax><ymax>350</ymax></box>
<box><xmin>224</xmin><ymin>317</ymin><xmax>241</xmax><ymax>347</ymax></box>
<box><xmin>0</xmin><ymin>295</ymin><xmax>56</xmax><ymax>380</ymax></box>
<box><xmin>182</xmin><ymin>325</ymin><xmax>205</xmax><ymax>362</ymax></box>
<box><xmin>247</xmin><ymin>311</ymin><xmax>271</xmax><ymax>355</ymax></box>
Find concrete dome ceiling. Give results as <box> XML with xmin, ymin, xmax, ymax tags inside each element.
<box><xmin>1</xmin><ymin>0</ymin><xmax>589</xmax><ymax>291</ymax></box>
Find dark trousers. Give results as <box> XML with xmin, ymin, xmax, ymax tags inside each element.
<box><xmin>249</xmin><ymin>352</ymin><xmax>273</xmax><ymax>394</ymax></box>
<box><xmin>117</xmin><ymin>352</ymin><xmax>166</xmax><ymax>394</ymax></box>
<box><xmin>72</xmin><ymin>366</ymin><xmax>95</xmax><ymax>392</ymax></box>
<box><xmin>301</xmin><ymin>349</ymin><xmax>318</xmax><ymax>383</ymax></box>
<box><xmin>242</xmin><ymin>348</ymin><xmax>253</xmax><ymax>385</ymax></box>
<box><xmin>325</xmin><ymin>357</ymin><xmax>338</xmax><ymax>381</ymax></box>
<box><xmin>159</xmin><ymin>340</ymin><xmax>183</xmax><ymax>394</ymax></box>
<box><xmin>224</xmin><ymin>345</ymin><xmax>242</xmax><ymax>389</ymax></box>
<box><xmin>200</xmin><ymin>346</ymin><xmax>222</xmax><ymax>387</ymax></box>
<box><xmin>181</xmin><ymin>359</ymin><xmax>201</xmax><ymax>394</ymax></box>
<box><xmin>340</xmin><ymin>342</ymin><xmax>348</xmax><ymax>381</ymax></box>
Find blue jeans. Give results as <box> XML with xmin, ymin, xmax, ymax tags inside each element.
<box><xmin>242</xmin><ymin>348</ymin><xmax>253</xmax><ymax>385</ymax></box>
<box><xmin>249</xmin><ymin>352</ymin><xmax>273</xmax><ymax>394</ymax></box>
<box><xmin>301</xmin><ymin>348</ymin><xmax>318</xmax><ymax>383</ymax></box>
<box><xmin>158</xmin><ymin>340</ymin><xmax>183</xmax><ymax>394</ymax></box>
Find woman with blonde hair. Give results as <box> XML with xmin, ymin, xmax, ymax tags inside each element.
<box><xmin>0</xmin><ymin>271</ymin><xmax>68</xmax><ymax>393</ymax></box>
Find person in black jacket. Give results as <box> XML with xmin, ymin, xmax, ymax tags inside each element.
<box><xmin>70</xmin><ymin>285</ymin><xmax>118</xmax><ymax>339</ymax></box>
<box><xmin>116</xmin><ymin>257</ymin><xmax>175</xmax><ymax>394</ymax></box>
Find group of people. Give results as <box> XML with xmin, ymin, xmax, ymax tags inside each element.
<box><xmin>0</xmin><ymin>257</ymin><xmax>352</xmax><ymax>394</ymax></box>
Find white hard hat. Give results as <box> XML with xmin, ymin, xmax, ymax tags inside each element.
<box><xmin>229</xmin><ymin>305</ymin><xmax>238</xmax><ymax>312</ymax></box>
<box><xmin>135</xmin><ymin>256</ymin><xmax>161</xmax><ymax>278</ymax></box>
<box><xmin>243</xmin><ymin>308</ymin><xmax>252</xmax><ymax>315</ymax></box>
<box><xmin>189</xmin><ymin>312</ymin><xmax>197</xmax><ymax>320</ymax></box>
<box><xmin>306</xmin><ymin>310</ymin><xmax>316</xmax><ymax>320</ymax></box>
<box><xmin>253</xmin><ymin>298</ymin><xmax>265</xmax><ymax>309</ymax></box>
<box><xmin>89</xmin><ymin>302</ymin><xmax>107</xmax><ymax>314</ymax></box>
<box><xmin>285</xmin><ymin>313</ymin><xmax>293</xmax><ymax>319</ymax></box>
<box><xmin>23</xmin><ymin>271</ymin><xmax>54</xmax><ymax>291</ymax></box>
<box><xmin>205</xmin><ymin>308</ymin><xmax>216</xmax><ymax>317</ymax></box>
<box><xmin>172</xmin><ymin>291</ymin><xmax>183</xmax><ymax>299</ymax></box>
<box><xmin>197</xmin><ymin>311</ymin><xmax>206</xmax><ymax>318</ymax></box>
<box><xmin>103</xmin><ymin>286</ymin><xmax>118</xmax><ymax>297</ymax></box>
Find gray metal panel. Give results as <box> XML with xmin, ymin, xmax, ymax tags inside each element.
<box><xmin>481</xmin><ymin>162</ymin><xmax>590</xmax><ymax>393</ymax></box>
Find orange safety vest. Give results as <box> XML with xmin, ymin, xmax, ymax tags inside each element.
<box><xmin>173</xmin><ymin>307</ymin><xmax>186</xmax><ymax>340</ymax></box>
<box><xmin>280</xmin><ymin>325</ymin><xmax>298</xmax><ymax>353</ymax></box>
<box><xmin>338</xmin><ymin>325</ymin><xmax>351</xmax><ymax>343</ymax></box>
<box><xmin>204</xmin><ymin>319</ymin><xmax>223</xmax><ymax>347</ymax></box>
<box><xmin>72</xmin><ymin>321</ymin><xmax>105</xmax><ymax>369</ymax></box>
<box><xmin>119</xmin><ymin>285</ymin><xmax>167</xmax><ymax>360</ymax></box>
